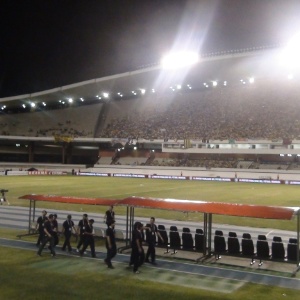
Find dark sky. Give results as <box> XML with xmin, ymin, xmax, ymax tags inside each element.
<box><xmin>1</xmin><ymin>0</ymin><xmax>300</xmax><ymax>97</ymax></box>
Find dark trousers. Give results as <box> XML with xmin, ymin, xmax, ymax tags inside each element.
<box><xmin>36</xmin><ymin>230</ymin><xmax>44</xmax><ymax>245</ymax></box>
<box><xmin>37</xmin><ymin>235</ymin><xmax>55</xmax><ymax>256</ymax></box>
<box><xmin>80</xmin><ymin>237</ymin><xmax>96</xmax><ymax>257</ymax></box>
<box><xmin>62</xmin><ymin>233</ymin><xmax>72</xmax><ymax>251</ymax></box>
<box><xmin>53</xmin><ymin>232</ymin><xmax>59</xmax><ymax>246</ymax></box>
<box><xmin>146</xmin><ymin>242</ymin><xmax>156</xmax><ymax>262</ymax></box>
<box><xmin>132</xmin><ymin>247</ymin><xmax>144</xmax><ymax>272</ymax></box>
<box><xmin>105</xmin><ymin>245</ymin><xmax>117</xmax><ymax>267</ymax></box>
<box><xmin>77</xmin><ymin>235</ymin><xmax>84</xmax><ymax>249</ymax></box>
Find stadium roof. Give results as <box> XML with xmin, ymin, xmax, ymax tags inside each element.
<box><xmin>0</xmin><ymin>47</ymin><xmax>282</xmax><ymax>110</ymax></box>
<box><xmin>19</xmin><ymin>194</ymin><xmax>298</xmax><ymax>220</ymax></box>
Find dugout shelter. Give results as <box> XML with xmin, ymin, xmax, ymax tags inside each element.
<box><xmin>18</xmin><ymin>194</ymin><xmax>300</xmax><ymax>274</ymax></box>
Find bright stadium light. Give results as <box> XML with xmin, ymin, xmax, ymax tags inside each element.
<box><xmin>141</xmin><ymin>89</ymin><xmax>146</xmax><ymax>94</ymax></box>
<box><xmin>80</xmin><ymin>97</ymin><xmax>84</xmax><ymax>102</ymax></box>
<box><xmin>68</xmin><ymin>98</ymin><xmax>73</xmax><ymax>103</ymax></box>
<box><xmin>22</xmin><ymin>104</ymin><xmax>26</xmax><ymax>108</ymax></box>
<box><xmin>161</xmin><ymin>51</ymin><xmax>199</xmax><ymax>69</ymax></box>
<box><xmin>30</xmin><ymin>102</ymin><xmax>36</xmax><ymax>108</ymax></box>
<box><xmin>176</xmin><ymin>85</ymin><xmax>181</xmax><ymax>90</ymax></box>
<box><xmin>281</xmin><ymin>32</ymin><xmax>300</xmax><ymax>68</ymax></box>
<box><xmin>212</xmin><ymin>81</ymin><xmax>217</xmax><ymax>87</ymax></box>
<box><xmin>42</xmin><ymin>102</ymin><xmax>46</xmax><ymax>106</ymax></box>
<box><xmin>249</xmin><ymin>77</ymin><xmax>254</xmax><ymax>84</ymax></box>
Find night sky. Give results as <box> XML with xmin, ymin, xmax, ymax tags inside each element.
<box><xmin>1</xmin><ymin>0</ymin><xmax>300</xmax><ymax>97</ymax></box>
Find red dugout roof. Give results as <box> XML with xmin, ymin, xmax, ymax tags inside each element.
<box><xmin>19</xmin><ymin>194</ymin><xmax>298</xmax><ymax>220</ymax></box>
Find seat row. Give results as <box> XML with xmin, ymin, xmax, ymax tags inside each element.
<box><xmin>154</xmin><ymin>225</ymin><xmax>206</xmax><ymax>253</ymax></box>
<box><xmin>214</xmin><ymin>230</ymin><xmax>299</xmax><ymax>265</ymax></box>
<box><xmin>151</xmin><ymin>225</ymin><xmax>299</xmax><ymax>265</ymax></box>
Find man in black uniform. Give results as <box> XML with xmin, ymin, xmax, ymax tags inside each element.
<box><xmin>145</xmin><ymin>217</ymin><xmax>164</xmax><ymax>265</ymax></box>
<box><xmin>105</xmin><ymin>220</ymin><xmax>116</xmax><ymax>269</ymax></box>
<box><xmin>37</xmin><ymin>214</ymin><xmax>56</xmax><ymax>257</ymax></box>
<box><xmin>52</xmin><ymin>214</ymin><xmax>59</xmax><ymax>247</ymax></box>
<box><xmin>79</xmin><ymin>219</ymin><xmax>96</xmax><ymax>258</ymax></box>
<box><xmin>61</xmin><ymin>214</ymin><xmax>76</xmax><ymax>252</ymax></box>
<box><xmin>104</xmin><ymin>205</ymin><xmax>115</xmax><ymax>228</ymax></box>
<box><xmin>76</xmin><ymin>213</ymin><xmax>88</xmax><ymax>253</ymax></box>
<box><xmin>131</xmin><ymin>222</ymin><xmax>144</xmax><ymax>274</ymax></box>
<box><xmin>35</xmin><ymin>210</ymin><xmax>47</xmax><ymax>247</ymax></box>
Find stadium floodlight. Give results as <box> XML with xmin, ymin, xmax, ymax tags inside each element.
<box><xmin>42</xmin><ymin>102</ymin><xmax>46</xmax><ymax>106</ymax></box>
<box><xmin>141</xmin><ymin>89</ymin><xmax>146</xmax><ymax>94</ymax></box>
<box><xmin>22</xmin><ymin>104</ymin><xmax>26</xmax><ymax>108</ymax></box>
<box><xmin>249</xmin><ymin>77</ymin><xmax>254</xmax><ymax>84</ymax></box>
<box><xmin>176</xmin><ymin>85</ymin><xmax>181</xmax><ymax>90</ymax></box>
<box><xmin>152</xmin><ymin>89</ymin><xmax>155</xmax><ymax>93</ymax></box>
<box><xmin>281</xmin><ymin>32</ymin><xmax>300</xmax><ymax>68</ymax></box>
<box><xmin>68</xmin><ymin>98</ymin><xmax>73</xmax><ymax>103</ymax></box>
<box><xmin>30</xmin><ymin>102</ymin><xmax>36</xmax><ymax>108</ymax></box>
<box><xmin>223</xmin><ymin>81</ymin><xmax>227</xmax><ymax>86</ymax></box>
<box><xmin>161</xmin><ymin>51</ymin><xmax>199</xmax><ymax>69</ymax></box>
<box><xmin>212</xmin><ymin>81</ymin><xmax>217</xmax><ymax>87</ymax></box>
<box><xmin>80</xmin><ymin>97</ymin><xmax>84</xmax><ymax>102</ymax></box>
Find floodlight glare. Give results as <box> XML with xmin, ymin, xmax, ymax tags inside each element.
<box><xmin>249</xmin><ymin>77</ymin><xmax>254</xmax><ymax>84</ymax></box>
<box><xmin>68</xmin><ymin>98</ymin><xmax>73</xmax><ymax>103</ymax></box>
<box><xmin>281</xmin><ymin>32</ymin><xmax>300</xmax><ymax>68</ymax></box>
<box><xmin>176</xmin><ymin>85</ymin><xmax>181</xmax><ymax>90</ymax></box>
<box><xmin>22</xmin><ymin>104</ymin><xmax>26</xmax><ymax>108</ymax></box>
<box><xmin>30</xmin><ymin>102</ymin><xmax>36</xmax><ymax>108</ymax></box>
<box><xmin>212</xmin><ymin>81</ymin><xmax>217</xmax><ymax>87</ymax></box>
<box><xmin>141</xmin><ymin>89</ymin><xmax>146</xmax><ymax>94</ymax></box>
<box><xmin>161</xmin><ymin>51</ymin><xmax>199</xmax><ymax>69</ymax></box>
<box><xmin>80</xmin><ymin>98</ymin><xmax>84</xmax><ymax>102</ymax></box>
<box><xmin>288</xmin><ymin>74</ymin><xmax>294</xmax><ymax>80</ymax></box>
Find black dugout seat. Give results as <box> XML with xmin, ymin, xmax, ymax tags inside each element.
<box><xmin>157</xmin><ymin>224</ymin><xmax>169</xmax><ymax>252</ymax></box>
<box><xmin>256</xmin><ymin>235</ymin><xmax>270</xmax><ymax>266</ymax></box>
<box><xmin>241</xmin><ymin>233</ymin><xmax>255</xmax><ymax>265</ymax></box>
<box><xmin>182</xmin><ymin>227</ymin><xmax>194</xmax><ymax>251</ymax></box>
<box><xmin>271</xmin><ymin>236</ymin><xmax>285</xmax><ymax>260</ymax></box>
<box><xmin>195</xmin><ymin>229</ymin><xmax>205</xmax><ymax>252</ymax></box>
<box><xmin>287</xmin><ymin>238</ymin><xmax>299</xmax><ymax>261</ymax></box>
<box><xmin>214</xmin><ymin>230</ymin><xmax>227</xmax><ymax>260</ymax></box>
<box><xmin>227</xmin><ymin>231</ymin><xmax>240</xmax><ymax>255</ymax></box>
<box><xmin>169</xmin><ymin>226</ymin><xmax>181</xmax><ymax>254</ymax></box>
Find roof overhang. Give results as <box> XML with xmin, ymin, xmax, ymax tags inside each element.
<box><xmin>18</xmin><ymin>194</ymin><xmax>298</xmax><ymax>220</ymax></box>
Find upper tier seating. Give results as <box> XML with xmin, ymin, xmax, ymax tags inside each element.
<box><xmin>0</xmin><ymin>103</ymin><xmax>103</xmax><ymax>137</ymax></box>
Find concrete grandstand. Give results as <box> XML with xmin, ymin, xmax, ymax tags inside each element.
<box><xmin>1</xmin><ymin>46</ymin><xmax>300</xmax><ymax>172</ymax></box>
